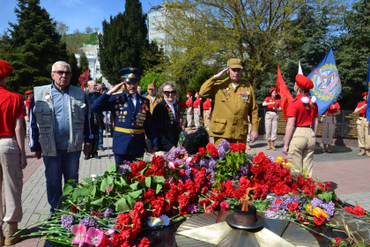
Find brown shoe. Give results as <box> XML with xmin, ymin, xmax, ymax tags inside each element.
<box><xmin>4</xmin><ymin>223</ymin><xmax>22</xmax><ymax>246</ymax></box>
<box><xmin>358</xmin><ymin>148</ymin><xmax>366</xmax><ymax>156</ymax></box>
<box><xmin>322</xmin><ymin>144</ymin><xmax>327</xmax><ymax>153</ymax></box>
<box><xmin>271</xmin><ymin>141</ymin><xmax>276</xmax><ymax>150</ymax></box>
<box><xmin>246</xmin><ymin>142</ymin><xmax>251</xmax><ymax>150</ymax></box>
<box><xmin>366</xmin><ymin>150</ymin><xmax>370</xmax><ymax>157</ymax></box>
<box><xmin>327</xmin><ymin>145</ymin><xmax>332</xmax><ymax>153</ymax></box>
<box><xmin>267</xmin><ymin>141</ymin><xmax>271</xmax><ymax>150</ymax></box>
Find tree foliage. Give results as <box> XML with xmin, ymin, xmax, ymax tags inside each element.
<box><xmin>336</xmin><ymin>0</ymin><xmax>370</xmax><ymax>108</ymax></box>
<box><xmin>0</xmin><ymin>0</ymin><xmax>68</xmax><ymax>93</ymax></box>
<box><xmin>154</xmin><ymin>0</ymin><xmax>344</xmax><ymax>92</ymax></box>
<box><xmin>98</xmin><ymin>0</ymin><xmax>162</xmax><ymax>84</ymax></box>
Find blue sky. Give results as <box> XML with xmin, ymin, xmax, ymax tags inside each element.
<box><xmin>0</xmin><ymin>0</ymin><xmax>162</xmax><ymax>34</ymax></box>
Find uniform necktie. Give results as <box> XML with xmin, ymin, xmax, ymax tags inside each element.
<box><xmin>128</xmin><ymin>95</ymin><xmax>134</xmax><ymax>112</ymax></box>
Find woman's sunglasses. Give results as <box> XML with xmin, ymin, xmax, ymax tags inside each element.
<box><xmin>164</xmin><ymin>91</ymin><xmax>177</xmax><ymax>96</ymax></box>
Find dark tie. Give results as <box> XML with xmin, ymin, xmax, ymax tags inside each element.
<box><xmin>128</xmin><ymin>95</ymin><xmax>134</xmax><ymax>112</ymax></box>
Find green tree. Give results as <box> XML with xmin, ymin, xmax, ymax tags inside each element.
<box><xmin>67</xmin><ymin>53</ymin><xmax>81</xmax><ymax>86</ymax></box>
<box><xmin>155</xmin><ymin>0</ymin><xmax>343</xmax><ymax>90</ymax></box>
<box><xmin>336</xmin><ymin>0</ymin><xmax>370</xmax><ymax>108</ymax></box>
<box><xmin>79</xmin><ymin>53</ymin><xmax>89</xmax><ymax>74</ymax></box>
<box><xmin>98</xmin><ymin>0</ymin><xmax>162</xmax><ymax>84</ymax></box>
<box><xmin>0</xmin><ymin>0</ymin><xmax>67</xmax><ymax>93</ymax></box>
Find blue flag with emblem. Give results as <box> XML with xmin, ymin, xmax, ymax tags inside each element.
<box><xmin>308</xmin><ymin>47</ymin><xmax>342</xmax><ymax>116</ymax></box>
<box><xmin>366</xmin><ymin>55</ymin><xmax>370</xmax><ymax>121</ymax></box>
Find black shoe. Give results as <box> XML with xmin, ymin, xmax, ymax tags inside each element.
<box><xmin>93</xmin><ymin>154</ymin><xmax>101</xmax><ymax>159</ymax></box>
<box><xmin>98</xmin><ymin>147</ymin><xmax>105</xmax><ymax>151</ymax></box>
<box><xmin>84</xmin><ymin>155</ymin><xmax>90</xmax><ymax>160</ymax></box>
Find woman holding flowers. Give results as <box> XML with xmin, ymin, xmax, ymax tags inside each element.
<box><xmin>153</xmin><ymin>82</ymin><xmax>182</xmax><ymax>151</ymax></box>
<box><xmin>283</xmin><ymin>75</ymin><xmax>318</xmax><ymax>177</ymax></box>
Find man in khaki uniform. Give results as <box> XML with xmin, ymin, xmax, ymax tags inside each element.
<box><xmin>146</xmin><ymin>83</ymin><xmax>161</xmax><ymax>114</ymax></box>
<box><xmin>354</xmin><ymin>92</ymin><xmax>370</xmax><ymax>156</ymax></box>
<box><xmin>199</xmin><ymin>58</ymin><xmax>259</xmax><ymax>145</ymax></box>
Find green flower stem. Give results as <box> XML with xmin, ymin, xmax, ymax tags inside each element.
<box><xmin>284</xmin><ymin>217</ymin><xmax>333</xmax><ymax>241</ymax></box>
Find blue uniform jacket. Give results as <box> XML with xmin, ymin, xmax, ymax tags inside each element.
<box><xmin>91</xmin><ymin>92</ymin><xmax>158</xmax><ymax>156</ymax></box>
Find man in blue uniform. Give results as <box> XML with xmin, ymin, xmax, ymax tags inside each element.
<box><xmin>92</xmin><ymin>67</ymin><xmax>158</xmax><ymax>164</ymax></box>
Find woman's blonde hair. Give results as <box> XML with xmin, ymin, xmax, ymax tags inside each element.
<box><xmin>159</xmin><ymin>81</ymin><xmax>178</xmax><ymax>98</ymax></box>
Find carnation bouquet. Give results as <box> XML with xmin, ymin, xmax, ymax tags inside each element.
<box><xmin>23</xmin><ymin>140</ymin><xmax>369</xmax><ymax>247</ymax></box>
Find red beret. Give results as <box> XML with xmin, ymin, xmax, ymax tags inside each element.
<box><xmin>196</xmin><ymin>92</ymin><xmax>199</xmax><ymax>95</ymax></box>
<box><xmin>187</xmin><ymin>92</ymin><xmax>192</xmax><ymax>96</ymax></box>
<box><xmin>295</xmin><ymin>74</ymin><xmax>313</xmax><ymax>91</ymax></box>
<box><xmin>362</xmin><ymin>92</ymin><xmax>368</xmax><ymax>97</ymax></box>
<box><xmin>25</xmin><ymin>90</ymin><xmax>33</xmax><ymax>95</ymax></box>
<box><xmin>0</xmin><ymin>59</ymin><xmax>13</xmax><ymax>77</ymax></box>
<box><xmin>269</xmin><ymin>88</ymin><xmax>276</xmax><ymax>94</ymax></box>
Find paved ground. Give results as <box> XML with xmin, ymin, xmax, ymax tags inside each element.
<box><xmin>3</xmin><ymin>137</ymin><xmax>369</xmax><ymax>247</ymax></box>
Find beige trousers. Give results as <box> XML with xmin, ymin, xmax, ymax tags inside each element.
<box><xmin>287</xmin><ymin>127</ymin><xmax>315</xmax><ymax>177</ymax></box>
<box><xmin>321</xmin><ymin>115</ymin><xmax>336</xmax><ymax>145</ymax></box>
<box><xmin>186</xmin><ymin>107</ymin><xmax>193</xmax><ymax>127</ymax></box>
<box><xmin>0</xmin><ymin>137</ymin><xmax>23</xmax><ymax>224</ymax></box>
<box><xmin>265</xmin><ymin>111</ymin><xmax>278</xmax><ymax>141</ymax></box>
<box><xmin>357</xmin><ymin>117</ymin><xmax>370</xmax><ymax>149</ymax></box>
<box><xmin>193</xmin><ymin>108</ymin><xmax>200</xmax><ymax>128</ymax></box>
<box><xmin>203</xmin><ymin>110</ymin><xmax>211</xmax><ymax>131</ymax></box>
<box><xmin>246</xmin><ymin>122</ymin><xmax>252</xmax><ymax>142</ymax></box>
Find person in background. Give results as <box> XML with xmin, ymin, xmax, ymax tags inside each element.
<box><xmin>185</xmin><ymin>92</ymin><xmax>193</xmax><ymax>129</ymax></box>
<box><xmin>137</xmin><ymin>85</ymin><xmax>147</xmax><ymax>97</ymax></box>
<box><xmin>153</xmin><ymin>82</ymin><xmax>181</xmax><ymax>151</ymax></box>
<box><xmin>354</xmin><ymin>92</ymin><xmax>369</xmax><ymax>157</ymax></box>
<box><xmin>85</xmin><ymin>80</ymin><xmax>102</xmax><ymax>160</ymax></box>
<box><xmin>91</xmin><ymin>67</ymin><xmax>158</xmax><ymax>164</ymax></box>
<box><xmin>321</xmin><ymin>101</ymin><xmax>341</xmax><ymax>153</ymax></box>
<box><xmin>0</xmin><ymin>59</ymin><xmax>27</xmax><ymax>245</ymax></box>
<box><xmin>193</xmin><ymin>92</ymin><xmax>201</xmax><ymax>129</ymax></box>
<box><xmin>146</xmin><ymin>83</ymin><xmax>161</xmax><ymax>114</ymax></box>
<box><xmin>30</xmin><ymin>61</ymin><xmax>92</xmax><ymax>213</ymax></box>
<box><xmin>262</xmin><ymin>88</ymin><xmax>281</xmax><ymax>150</ymax></box>
<box><xmin>283</xmin><ymin>74</ymin><xmax>318</xmax><ymax>178</ymax></box>
<box><xmin>24</xmin><ymin>90</ymin><xmax>33</xmax><ymax>137</ymax></box>
<box><xmin>199</xmin><ymin>58</ymin><xmax>259</xmax><ymax>145</ymax></box>
<box><xmin>96</xmin><ymin>83</ymin><xmax>105</xmax><ymax>151</ymax></box>
<box><xmin>202</xmin><ymin>98</ymin><xmax>212</xmax><ymax>131</ymax></box>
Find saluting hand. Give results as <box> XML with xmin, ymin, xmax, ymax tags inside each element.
<box><xmin>214</xmin><ymin>67</ymin><xmax>229</xmax><ymax>80</ymax></box>
<box><xmin>107</xmin><ymin>82</ymin><xmax>124</xmax><ymax>95</ymax></box>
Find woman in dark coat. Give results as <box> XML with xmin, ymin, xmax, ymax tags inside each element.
<box><xmin>152</xmin><ymin>81</ymin><xmax>181</xmax><ymax>151</ymax></box>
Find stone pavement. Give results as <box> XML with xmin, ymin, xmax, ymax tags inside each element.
<box><xmin>3</xmin><ymin>137</ymin><xmax>369</xmax><ymax>247</ymax></box>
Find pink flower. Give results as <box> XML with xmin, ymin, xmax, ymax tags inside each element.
<box><xmin>71</xmin><ymin>223</ymin><xmax>87</xmax><ymax>246</ymax></box>
<box><xmin>186</xmin><ymin>157</ymin><xmax>193</xmax><ymax>165</ymax></box>
<box><xmin>86</xmin><ymin>227</ymin><xmax>104</xmax><ymax>246</ymax></box>
<box><xmin>220</xmin><ymin>201</ymin><xmax>230</xmax><ymax>211</ymax></box>
<box><xmin>179</xmin><ymin>169</ymin><xmax>186</xmax><ymax>176</ymax></box>
<box><xmin>106</xmin><ymin>186</ymin><xmax>113</xmax><ymax>194</ymax></box>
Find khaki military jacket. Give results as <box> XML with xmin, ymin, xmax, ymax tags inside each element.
<box><xmin>146</xmin><ymin>95</ymin><xmax>162</xmax><ymax>114</ymax></box>
<box><xmin>199</xmin><ymin>76</ymin><xmax>259</xmax><ymax>140</ymax></box>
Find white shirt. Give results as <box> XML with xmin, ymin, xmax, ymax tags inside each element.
<box><xmin>126</xmin><ymin>93</ymin><xmax>137</xmax><ymax>107</ymax></box>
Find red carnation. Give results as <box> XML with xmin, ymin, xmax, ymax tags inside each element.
<box><xmin>198</xmin><ymin>147</ymin><xmax>206</xmax><ymax>157</ymax></box>
<box><xmin>314</xmin><ymin>215</ymin><xmax>326</xmax><ymax>225</ymax></box>
<box><xmin>252</xmin><ymin>152</ymin><xmax>265</xmax><ymax>165</ymax></box>
<box><xmin>138</xmin><ymin>238</ymin><xmax>151</xmax><ymax>247</ymax></box>
<box><xmin>220</xmin><ymin>201</ymin><xmax>230</xmax><ymax>211</ymax></box>
<box><xmin>239</xmin><ymin>176</ymin><xmax>252</xmax><ymax>189</ymax></box>
<box><xmin>206</xmin><ymin>143</ymin><xmax>216</xmax><ymax>152</ymax></box>
<box><xmin>288</xmin><ymin>202</ymin><xmax>298</xmax><ymax>211</ymax></box>
<box><xmin>353</xmin><ymin>205</ymin><xmax>365</xmax><ymax>216</ymax></box>
<box><xmin>233</xmin><ymin>188</ymin><xmax>246</xmax><ymax>199</ymax></box>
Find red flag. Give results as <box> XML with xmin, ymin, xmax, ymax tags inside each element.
<box><xmin>275</xmin><ymin>65</ymin><xmax>293</xmax><ymax>120</ymax></box>
<box><xmin>79</xmin><ymin>69</ymin><xmax>90</xmax><ymax>89</ymax></box>
<box><xmin>153</xmin><ymin>78</ymin><xmax>157</xmax><ymax>95</ymax></box>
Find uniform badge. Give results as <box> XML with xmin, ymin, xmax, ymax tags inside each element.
<box><xmin>124</xmin><ymin>111</ymin><xmax>128</xmax><ymax>115</ymax></box>
<box><xmin>45</xmin><ymin>92</ymin><xmax>52</xmax><ymax>101</ymax></box>
<box><xmin>115</xmin><ymin>105</ymin><xmax>118</xmax><ymax>109</ymax></box>
<box><xmin>119</xmin><ymin>119</ymin><xmax>122</xmax><ymax>122</ymax></box>
<box><xmin>124</xmin><ymin>103</ymin><xmax>128</xmax><ymax>108</ymax></box>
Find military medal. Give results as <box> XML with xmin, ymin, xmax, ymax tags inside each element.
<box><xmin>124</xmin><ymin>111</ymin><xmax>127</xmax><ymax>115</ymax></box>
<box><xmin>223</xmin><ymin>88</ymin><xmax>230</xmax><ymax>100</ymax></box>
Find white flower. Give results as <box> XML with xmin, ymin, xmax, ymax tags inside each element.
<box><xmin>147</xmin><ymin>215</ymin><xmax>170</xmax><ymax>228</ymax></box>
<box><xmin>311</xmin><ymin>96</ymin><xmax>316</xmax><ymax>103</ymax></box>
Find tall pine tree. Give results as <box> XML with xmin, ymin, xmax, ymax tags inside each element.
<box><xmin>0</xmin><ymin>0</ymin><xmax>67</xmax><ymax>93</ymax></box>
<box><xmin>98</xmin><ymin>0</ymin><xmax>161</xmax><ymax>84</ymax></box>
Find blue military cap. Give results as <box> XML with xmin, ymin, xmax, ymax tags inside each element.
<box><xmin>118</xmin><ymin>67</ymin><xmax>143</xmax><ymax>83</ymax></box>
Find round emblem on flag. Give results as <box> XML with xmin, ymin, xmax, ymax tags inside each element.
<box><xmin>310</xmin><ymin>64</ymin><xmax>341</xmax><ymax>101</ymax></box>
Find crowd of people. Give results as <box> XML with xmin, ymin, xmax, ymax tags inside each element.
<box><xmin>0</xmin><ymin>56</ymin><xmax>369</xmax><ymax>244</ymax></box>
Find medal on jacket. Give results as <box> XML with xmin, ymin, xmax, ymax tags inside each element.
<box><xmin>166</xmin><ymin>104</ymin><xmax>175</xmax><ymax>124</ymax></box>
<box><xmin>45</xmin><ymin>92</ymin><xmax>52</xmax><ymax>102</ymax></box>
<box><xmin>238</xmin><ymin>91</ymin><xmax>250</xmax><ymax>102</ymax></box>
<box><xmin>223</xmin><ymin>87</ymin><xmax>230</xmax><ymax>99</ymax></box>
